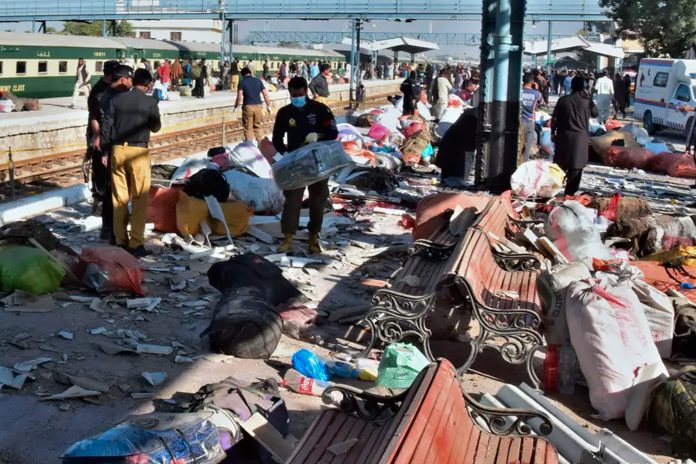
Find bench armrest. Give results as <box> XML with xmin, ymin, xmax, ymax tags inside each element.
<box><xmin>491</xmin><ymin>248</ymin><xmax>542</xmax><ymax>272</ymax></box>
<box><xmin>463</xmin><ymin>391</ymin><xmax>554</xmax><ymax>437</ymax></box>
<box><xmin>321</xmin><ymin>384</ymin><xmax>409</xmax><ymax>423</ymax></box>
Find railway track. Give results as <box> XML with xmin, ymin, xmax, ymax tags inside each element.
<box><xmin>0</xmin><ymin>94</ymin><xmax>391</xmax><ymax>193</ymax></box>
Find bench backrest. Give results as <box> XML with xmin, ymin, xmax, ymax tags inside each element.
<box><xmin>453</xmin><ymin>227</ymin><xmax>540</xmax><ymax>312</ymax></box>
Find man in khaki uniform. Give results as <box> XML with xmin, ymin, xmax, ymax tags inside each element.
<box><xmin>101</xmin><ymin>69</ymin><xmax>161</xmax><ymax>257</ymax></box>
<box><xmin>234</xmin><ymin>64</ymin><xmax>272</xmax><ymax>144</ymax></box>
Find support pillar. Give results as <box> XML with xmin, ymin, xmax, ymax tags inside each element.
<box><xmin>220</xmin><ymin>14</ymin><xmax>226</xmax><ymax>65</ymax></box>
<box><xmin>228</xmin><ymin>20</ymin><xmax>235</xmax><ymax>60</ymax></box>
<box><xmin>546</xmin><ymin>21</ymin><xmax>553</xmax><ymax>74</ymax></box>
<box><xmin>476</xmin><ymin>0</ymin><xmax>526</xmax><ymax>192</ymax></box>
<box><xmin>102</xmin><ymin>20</ymin><xmax>107</xmax><ymax>37</ymax></box>
<box><xmin>355</xmin><ymin>19</ymin><xmax>362</xmax><ymax>104</ymax></box>
<box><xmin>349</xmin><ymin>19</ymin><xmax>357</xmax><ymax>104</ymax></box>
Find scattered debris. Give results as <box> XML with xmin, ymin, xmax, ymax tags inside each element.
<box><xmin>142</xmin><ymin>371</ymin><xmax>167</xmax><ymax>387</ymax></box>
<box><xmin>13</xmin><ymin>357</ymin><xmax>53</xmax><ymax>372</ymax></box>
<box><xmin>136</xmin><ymin>344</ymin><xmax>174</xmax><ymax>356</ymax></box>
<box><xmin>41</xmin><ymin>385</ymin><xmax>101</xmax><ymax>401</ymax></box>
<box><xmin>57</xmin><ymin>331</ymin><xmax>74</xmax><ymax>341</ymax></box>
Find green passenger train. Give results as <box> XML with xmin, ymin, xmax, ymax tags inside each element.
<box><xmin>0</xmin><ymin>31</ymin><xmax>346</xmax><ymax>99</ymax></box>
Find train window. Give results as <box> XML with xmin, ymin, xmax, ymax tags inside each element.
<box><xmin>139</xmin><ymin>31</ymin><xmax>151</xmax><ymax>39</ymax></box>
<box><xmin>38</xmin><ymin>61</ymin><xmax>48</xmax><ymax>73</ymax></box>
<box><xmin>170</xmin><ymin>32</ymin><xmax>182</xmax><ymax>41</ymax></box>
<box><xmin>16</xmin><ymin>61</ymin><xmax>26</xmax><ymax>74</ymax></box>
<box><xmin>95</xmin><ymin>61</ymin><xmax>103</xmax><ymax>73</ymax></box>
<box><xmin>59</xmin><ymin>61</ymin><xmax>68</xmax><ymax>73</ymax></box>
<box><xmin>0</xmin><ymin>62</ymin><xmax>3</xmax><ymax>75</ymax></box>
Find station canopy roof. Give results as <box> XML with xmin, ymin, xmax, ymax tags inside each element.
<box><xmin>523</xmin><ymin>36</ymin><xmax>625</xmax><ymax>59</ymax></box>
<box><xmin>341</xmin><ymin>36</ymin><xmax>439</xmax><ymax>55</ymax></box>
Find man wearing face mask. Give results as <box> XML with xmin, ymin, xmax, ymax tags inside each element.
<box><xmin>272</xmin><ymin>76</ymin><xmax>338</xmax><ymax>254</ymax></box>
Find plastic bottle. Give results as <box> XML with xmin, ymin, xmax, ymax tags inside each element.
<box><xmin>282</xmin><ymin>369</ymin><xmax>333</xmax><ymax>396</ymax></box>
<box><xmin>558</xmin><ymin>344</ymin><xmax>577</xmax><ymax>395</ymax></box>
<box><xmin>542</xmin><ymin>344</ymin><xmax>559</xmax><ymax>393</ymax></box>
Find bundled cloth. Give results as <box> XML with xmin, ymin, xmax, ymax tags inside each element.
<box><xmin>510</xmin><ymin>161</ymin><xmax>564</xmax><ymax>199</ymax></box>
<box><xmin>272</xmin><ymin>141</ymin><xmax>353</xmax><ymax>190</ymax></box>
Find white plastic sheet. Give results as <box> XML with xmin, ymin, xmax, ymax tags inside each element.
<box><xmin>510</xmin><ymin>160</ymin><xmax>564</xmax><ymax>199</ymax></box>
<box><xmin>222</xmin><ymin>170</ymin><xmax>284</xmax><ymax>214</ymax></box>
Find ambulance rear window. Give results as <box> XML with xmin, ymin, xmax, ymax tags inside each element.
<box><xmin>653</xmin><ymin>72</ymin><xmax>668</xmax><ymax>87</ymax></box>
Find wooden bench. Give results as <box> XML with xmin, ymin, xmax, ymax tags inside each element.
<box><xmin>286</xmin><ymin>359</ymin><xmax>559</xmax><ymax>464</ymax></box>
<box><xmin>364</xmin><ymin>222</ymin><xmax>543</xmax><ymax>387</ymax></box>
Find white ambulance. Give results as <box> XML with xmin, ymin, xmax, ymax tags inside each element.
<box><xmin>634</xmin><ymin>58</ymin><xmax>696</xmax><ymax>136</ymax></box>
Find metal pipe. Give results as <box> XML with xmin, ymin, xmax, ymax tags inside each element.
<box><xmin>546</xmin><ymin>21</ymin><xmax>553</xmax><ymax>74</ymax></box>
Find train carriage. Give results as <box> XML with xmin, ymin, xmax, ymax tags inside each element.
<box><xmin>0</xmin><ymin>31</ymin><xmax>350</xmax><ymax>99</ymax></box>
<box><xmin>0</xmin><ymin>32</ymin><xmax>125</xmax><ymax>98</ymax></box>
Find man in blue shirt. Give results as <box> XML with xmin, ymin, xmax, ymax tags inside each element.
<box><xmin>234</xmin><ymin>64</ymin><xmax>272</xmax><ymax>143</ymax></box>
<box><xmin>309</xmin><ymin>61</ymin><xmax>319</xmax><ymax>80</ymax></box>
<box><xmin>521</xmin><ymin>72</ymin><xmax>545</xmax><ymax>162</ymax></box>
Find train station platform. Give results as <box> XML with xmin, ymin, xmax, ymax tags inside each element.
<box><xmin>0</xmin><ymin>79</ymin><xmax>401</xmax><ymax>165</ymax></box>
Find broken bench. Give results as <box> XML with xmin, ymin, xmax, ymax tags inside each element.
<box><xmin>286</xmin><ymin>359</ymin><xmax>558</xmax><ymax>464</ymax></box>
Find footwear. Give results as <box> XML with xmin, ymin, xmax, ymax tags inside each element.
<box><xmin>308</xmin><ymin>233</ymin><xmax>322</xmax><ymax>254</ymax></box>
<box><xmin>129</xmin><ymin>246</ymin><xmax>151</xmax><ymax>258</ymax></box>
<box><xmin>278</xmin><ymin>234</ymin><xmax>294</xmax><ymax>253</ymax></box>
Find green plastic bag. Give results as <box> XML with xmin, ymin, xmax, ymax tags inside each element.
<box><xmin>0</xmin><ymin>245</ymin><xmax>65</xmax><ymax>295</ymax></box>
<box><xmin>376</xmin><ymin>343</ymin><xmax>430</xmax><ymax>389</ymax></box>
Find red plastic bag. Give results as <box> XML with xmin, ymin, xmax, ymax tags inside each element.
<box><xmin>76</xmin><ymin>246</ymin><xmax>145</xmax><ymax>296</ymax></box>
<box><xmin>367</xmin><ymin>123</ymin><xmax>391</xmax><ymax>142</ymax></box>
<box><xmin>602</xmin><ymin>146</ymin><xmax>655</xmax><ymax>170</ymax></box>
<box><xmin>647</xmin><ymin>152</ymin><xmax>696</xmax><ymax>178</ymax></box>
<box><xmin>147</xmin><ymin>186</ymin><xmax>180</xmax><ymax>233</ymax></box>
<box><xmin>604</xmin><ymin>118</ymin><xmax>623</xmax><ymax>131</ymax></box>
<box><xmin>403</xmin><ymin>120</ymin><xmax>424</xmax><ymax>138</ymax></box>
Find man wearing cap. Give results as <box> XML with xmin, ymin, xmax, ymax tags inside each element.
<box><xmin>272</xmin><ymin>76</ymin><xmax>338</xmax><ymax>254</ymax></box>
<box><xmin>309</xmin><ymin>63</ymin><xmax>331</xmax><ymax>104</ymax></box>
<box><xmin>101</xmin><ymin>68</ymin><xmax>161</xmax><ymax>257</ymax></box>
<box><xmin>85</xmin><ymin>60</ymin><xmax>120</xmax><ymax>243</ymax></box>
<box><xmin>234</xmin><ymin>64</ymin><xmax>272</xmax><ymax>144</ymax></box>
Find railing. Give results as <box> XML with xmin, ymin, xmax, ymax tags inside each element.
<box><xmin>0</xmin><ymin>0</ymin><xmax>608</xmax><ymax>20</ymax></box>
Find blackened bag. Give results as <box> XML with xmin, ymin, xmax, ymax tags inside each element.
<box><xmin>207</xmin><ymin>253</ymin><xmax>301</xmax><ymax>305</ymax></box>
<box><xmin>183</xmin><ymin>168</ymin><xmax>230</xmax><ymax>202</ymax></box>
<box><xmin>202</xmin><ymin>287</ymin><xmax>283</xmax><ymax>359</ymax></box>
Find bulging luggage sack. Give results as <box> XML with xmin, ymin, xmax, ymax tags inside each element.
<box><xmin>203</xmin><ymin>287</ymin><xmax>283</xmax><ymax>359</ymax></box>
<box><xmin>272</xmin><ymin>141</ymin><xmax>353</xmax><ymax>190</ymax></box>
<box><xmin>61</xmin><ymin>412</ymin><xmax>227</xmax><ymax>464</ymax></box>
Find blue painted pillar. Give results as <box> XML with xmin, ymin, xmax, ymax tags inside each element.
<box><xmin>349</xmin><ymin>19</ymin><xmax>357</xmax><ymax>104</ymax></box>
<box><xmin>102</xmin><ymin>20</ymin><xmax>107</xmax><ymax>37</ymax></box>
<box><xmin>476</xmin><ymin>0</ymin><xmax>526</xmax><ymax>191</ymax></box>
<box><xmin>220</xmin><ymin>14</ymin><xmax>226</xmax><ymax>65</ymax></box>
<box><xmin>546</xmin><ymin>21</ymin><xmax>553</xmax><ymax>74</ymax></box>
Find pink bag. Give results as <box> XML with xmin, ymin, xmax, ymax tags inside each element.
<box><xmin>403</xmin><ymin>120</ymin><xmax>424</xmax><ymax>138</ymax></box>
<box><xmin>367</xmin><ymin>123</ymin><xmax>391</xmax><ymax>142</ymax></box>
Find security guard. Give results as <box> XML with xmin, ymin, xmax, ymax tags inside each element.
<box><xmin>101</xmin><ymin>68</ymin><xmax>161</xmax><ymax>257</ymax></box>
<box><xmin>272</xmin><ymin>76</ymin><xmax>338</xmax><ymax>254</ymax></box>
<box><xmin>86</xmin><ymin>59</ymin><xmax>120</xmax><ymax>243</ymax></box>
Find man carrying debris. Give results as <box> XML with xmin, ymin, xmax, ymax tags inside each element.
<box><xmin>234</xmin><ymin>65</ymin><xmax>272</xmax><ymax>144</ymax></box>
<box><xmin>101</xmin><ymin>69</ymin><xmax>161</xmax><ymax>257</ymax></box>
<box><xmin>272</xmin><ymin>76</ymin><xmax>338</xmax><ymax>254</ymax></box>
<box><xmin>86</xmin><ymin>60</ymin><xmax>121</xmax><ymax>244</ymax></box>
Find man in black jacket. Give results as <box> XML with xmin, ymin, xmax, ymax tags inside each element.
<box><xmin>86</xmin><ymin>60</ymin><xmax>120</xmax><ymax>243</ymax></box>
<box><xmin>272</xmin><ymin>76</ymin><xmax>338</xmax><ymax>254</ymax></box>
<box><xmin>102</xmin><ymin>68</ymin><xmax>161</xmax><ymax>256</ymax></box>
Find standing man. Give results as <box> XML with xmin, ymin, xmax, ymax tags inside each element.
<box><xmin>263</xmin><ymin>60</ymin><xmax>270</xmax><ymax>79</ymax></box>
<box><xmin>613</xmin><ymin>72</ymin><xmax>628</xmax><ymax>119</ymax></box>
<box><xmin>521</xmin><ymin>72</ymin><xmax>545</xmax><ymax>162</ymax></box>
<box><xmin>86</xmin><ymin>60</ymin><xmax>120</xmax><ymax>243</ymax></box>
<box><xmin>71</xmin><ymin>58</ymin><xmax>92</xmax><ymax>108</ymax></box>
<box><xmin>170</xmin><ymin>58</ymin><xmax>183</xmax><ymax>90</ymax></box>
<box><xmin>552</xmin><ymin>75</ymin><xmax>598</xmax><ymax>196</ymax></box>
<box><xmin>230</xmin><ymin>58</ymin><xmax>240</xmax><ymax>91</ymax></box>
<box><xmin>400</xmin><ymin>71</ymin><xmax>420</xmax><ymax>116</ymax></box>
<box><xmin>309</xmin><ymin>63</ymin><xmax>331</xmax><ymax>104</ymax></box>
<box><xmin>193</xmin><ymin>58</ymin><xmax>208</xmax><ymax>99</ymax></box>
<box><xmin>563</xmin><ymin>70</ymin><xmax>573</xmax><ymax>96</ymax></box>
<box><xmin>309</xmin><ymin>61</ymin><xmax>320</xmax><ymax>80</ymax></box>
<box><xmin>272</xmin><ymin>77</ymin><xmax>338</xmax><ymax>254</ymax></box>
<box><xmin>431</xmin><ymin>69</ymin><xmax>452</xmax><ymax>120</ymax></box>
<box><xmin>595</xmin><ymin>69</ymin><xmax>614</xmax><ymax>123</ymax></box>
<box><xmin>101</xmin><ymin>69</ymin><xmax>161</xmax><ymax>257</ymax></box>
<box><xmin>234</xmin><ymin>65</ymin><xmax>272</xmax><ymax>144</ymax></box>
<box><xmin>279</xmin><ymin>60</ymin><xmax>288</xmax><ymax>84</ymax></box>
<box><xmin>158</xmin><ymin>59</ymin><xmax>171</xmax><ymax>90</ymax></box>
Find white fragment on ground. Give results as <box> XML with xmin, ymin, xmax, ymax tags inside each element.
<box><xmin>142</xmin><ymin>371</ymin><xmax>167</xmax><ymax>387</ymax></box>
<box><xmin>41</xmin><ymin>385</ymin><xmax>101</xmax><ymax>401</ymax></box>
<box><xmin>136</xmin><ymin>344</ymin><xmax>174</xmax><ymax>355</ymax></box>
<box><xmin>13</xmin><ymin>357</ymin><xmax>53</xmax><ymax>372</ymax></box>
<box><xmin>57</xmin><ymin>331</ymin><xmax>74</xmax><ymax>340</ymax></box>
